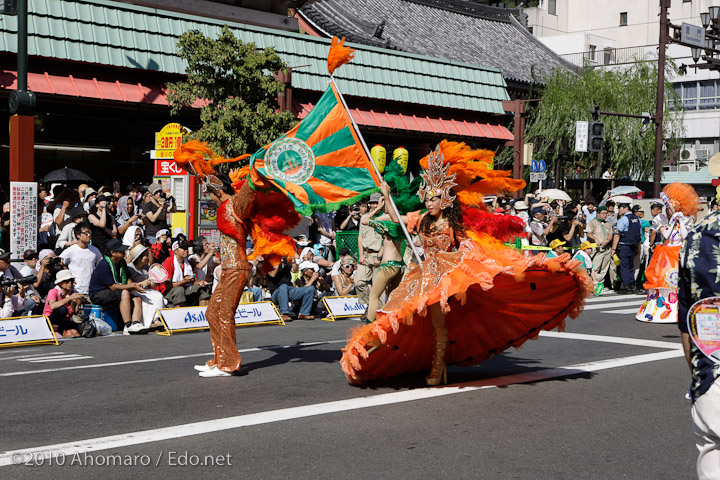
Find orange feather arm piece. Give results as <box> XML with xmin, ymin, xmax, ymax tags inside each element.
<box><xmin>174</xmin><ymin>140</ymin><xmax>250</xmax><ymax>179</ymax></box>
<box><xmin>327</xmin><ymin>36</ymin><xmax>355</xmax><ymax>75</ymax></box>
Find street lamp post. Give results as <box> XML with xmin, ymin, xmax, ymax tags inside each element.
<box><xmin>655</xmin><ymin>1</ymin><xmax>720</xmax><ymax>198</ymax></box>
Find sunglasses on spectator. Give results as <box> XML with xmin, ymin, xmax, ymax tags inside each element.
<box><xmin>80</xmin><ymin>231</ymin><xmax>92</xmax><ymax>236</ymax></box>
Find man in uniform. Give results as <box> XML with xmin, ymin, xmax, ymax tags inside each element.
<box><xmin>611</xmin><ymin>202</ymin><xmax>641</xmax><ymax>294</ymax></box>
<box><xmin>355</xmin><ymin>193</ymin><xmax>384</xmax><ymax>315</ymax></box>
<box><xmin>585</xmin><ymin>206</ymin><xmax>612</xmax><ymax>288</ymax></box>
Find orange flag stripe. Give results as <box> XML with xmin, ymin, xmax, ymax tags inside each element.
<box><xmin>304</xmin><ymin>102</ymin><xmax>346</xmax><ymax>148</ymax></box>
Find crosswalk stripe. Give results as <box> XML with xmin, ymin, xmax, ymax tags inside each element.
<box><xmin>585</xmin><ymin>293</ymin><xmax>645</xmax><ymax>303</ymax></box>
<box><xmin>17</xmin><ymin>354</ymin><xmax>89</xmax><ymax>362</ymax></box>
<box><xmin>24</xmin><ymin>356</ymin><xmax>94</xmax><ymax>363</ymax></box>
<box><xmin>601</xmin><ymin>308</ymin><xmax>641</xmax><ymax>314</ymax></box>
<box><xmin>583</xmin><ymin>300</ymin><xmax>644</xmax><ymax>310</ymax></box>
<box><xmin>0</xmin><ymin>352</ymin><xmax>66</xmax><ymax>362</ymax></box>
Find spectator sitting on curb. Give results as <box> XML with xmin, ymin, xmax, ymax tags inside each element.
<box><xmin>150</xmin><ymin>229</ymin><xmax>171</xmax><ymax>264</ymax></box>
<box><xmin>295</xmin><ymin>260</ymin><xmax>331</xmax><ymax>316</ymax></box>
<box><xmin>55</xmin><ymin>206</ymin><xmax>89</xmax><ymax>251</ymax></box>
<box><xmin>126</xmin><ymin>244</ymin><xmax>164</xmax><ymax>330</ymax></box>
<box><xmin>142</xmin><ymin>183</ymin><xmax>174</xmax><ymax>242</ymax></box>
<box><xmin>266</xmin><ymin>257</ymin><xmax>315</xmax><ymax>322</ymax></box>
<box><xmin>573</xmin><ymin>241</ymin><xmax>598</xmax><ymax>283</ymax></box>
<box><xmin>159</xmin><ymin>240</ymin><xmax>211</xmax><ymax>307</ymax></box>
<box><xmin>0</xmin><ymin>248</ymin><xmax>31</xmax><ymax>317</ymax></box>
<box><xmin>121</xmin><ymin>225</ymin><xmax>144</xmax><ymax>250</ymax></box>
<box><xmin>88</xmin><ymin>194</ymin><xmax>118</xmax><ymax>255</ymax></box>
<box><xmin>43</xmin><ymin>270</ymin><xmax>83</xmax><ymax>338</ymax></box>
<box><xmin>19</xmin><ymin>250</ymin><xmax>42</xmax><ymax>315</ymax></box>
<box><xmin>60</xmin><ymin>223</ymin><xmax>102</xmax><ymax>298</ymax></box>
<box><xmin>34</xmin><ymin>249</ymin><xmax>61</xmax><ymax>300</ymax></box>
<box><xmin>88</xmin><ymin>239</ymin><xmax>145</xmax><ymax>334</ymax></box>
<box><xmin>116</xmin><ymin>195</ymin><xmax>145</xmax><ymax>236</ymax></box>
<box><xmin>333</xmin><ymin>256</ymin><xmax>357</xmax><ymax>296</ymax></box>
<box><xmin>547</xmin><ymin>239</ymin><xmax>566</xmax><ymax>259</ymax></box>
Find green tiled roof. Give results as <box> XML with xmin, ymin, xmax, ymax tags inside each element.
<box><xmin>661</xmin><ymin>166</ymin><xmax>713</xmax><ymax>185</ymax></box>
<box><xmin>0</xmin><ymin>0</ymin><xmax>509</xmax><ymax>113</ymax></box>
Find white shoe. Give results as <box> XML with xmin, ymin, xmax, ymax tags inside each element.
<box><xmin>198</xmin><ymin>366</ymin><xmax>233</xmax><ymax>378</ymax></box>
<box><xmin>126</xmin><ymin>322</ymin><xmax>145</xmax><ymax>334</ymax></box>
<box><xmin>194</xmin><ymin>363</ymin><xmax>212</xmax><ymax>372</ymax></box>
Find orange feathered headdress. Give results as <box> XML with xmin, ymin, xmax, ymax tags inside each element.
<box><xmin>419</xmin><ymin>140</ymin><xmax>526</xmax><ymax>210</ymax></box>
<box><xmin>662</xmin><ymin>182</ymin><xmax>700</xmax><ymax>217</ymax></box>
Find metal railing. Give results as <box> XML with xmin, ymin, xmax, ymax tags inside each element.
<box><xmin>560</xmin><ymin>45</ymin><xmax>658</xmax><ymax>67</ymax></box>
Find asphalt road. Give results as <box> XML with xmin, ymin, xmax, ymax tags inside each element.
<box><xmin>0</xmin><ymin>290</ymin><xmax>697</xmax><ymax>479</ymax></box>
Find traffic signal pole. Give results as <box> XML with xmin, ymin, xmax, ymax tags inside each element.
<box><xmin>654</xmin><ymin>0</ymin><xmax>669</xmax><ymax>199</ymax></box>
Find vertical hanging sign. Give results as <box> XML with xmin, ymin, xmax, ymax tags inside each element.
<box><xmin>10</xmin><ymin>182</ymin><xmax>37</xmax><ymax>259</ymax></box>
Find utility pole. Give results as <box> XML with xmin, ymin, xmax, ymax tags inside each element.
<box><xmin>654</xmin><ymin>0</ymin><xmax>669</xmax><ymax>199</ymax></box>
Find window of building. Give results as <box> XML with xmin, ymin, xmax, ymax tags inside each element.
<box><xmin>620</xmin><ymin>12</ymin><xmax>627</xmax><ymax>26</ymax></box>
<box><xmin>548</xmin><ymin>0</ymin><xmax>556</xmax><ymax>15</ymax></box>
<box><xmin>683</xmin><ymin>82</ymin><xmax>698</xmax><ymax>110</ymax></box>
<box><xmin>589</xmin><ymin>45</ymin><xmax>596</xmax><ymax>62</ymax></box>
<box><xmin>700</xmin><ymin>80</ymin><xmax>717</xmax><ymax>110</ymax></box>
<box><xmin>528</xmin><ymin>26</ymin><xmax>533</xmax><ymax>35</ymax></box>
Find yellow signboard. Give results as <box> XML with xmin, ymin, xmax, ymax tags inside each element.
<box><xmin>155</xmin><ymin>123</ymin><xmax>186</xmax><ymax>151</ymax></box>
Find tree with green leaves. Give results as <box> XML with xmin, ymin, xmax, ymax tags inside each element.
<box><xmin>167</xmin><ymin>26</ymin><xmax>297</xmax><ymax>161</ymax></box>
<box><xmin>499</xmin><ymin>61</ymin><xmax>683</xmax><ymax>182</ymax></box>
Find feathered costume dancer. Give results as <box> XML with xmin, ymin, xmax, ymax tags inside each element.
<box><xmin>173</xmin><ymin>141</ymin><xmax>300</xmax><ymax>377</ymax></box>
<box><xmin>636</xmin><ymin>183</ymin><xmax>699</xmax><ymax>324</ymax></box>
<box><xmin>341</xmin><ymin>141</ymin><xmax>592</xmax><ymax>385</ymax></box>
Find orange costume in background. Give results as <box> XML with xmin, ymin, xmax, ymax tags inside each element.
<box><xmin>341</xmin><ymin>141</ymin><xmax>592</xmax><ymax>385</ymax></box>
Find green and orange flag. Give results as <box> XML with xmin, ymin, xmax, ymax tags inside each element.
<box><xmin>249</xmin><ymin>38</ymin><xmax>381</xmax><ymax>216</ymax></box>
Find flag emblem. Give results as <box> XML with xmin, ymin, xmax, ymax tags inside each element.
<box><xmin>265</xmin><ymin>137</ymin><xmax>316</xmax><ymax>184</ymax></box>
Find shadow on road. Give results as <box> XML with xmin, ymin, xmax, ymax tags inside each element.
<box><xmin>242</xmin><ymin>342</ymin><xmax>342</xmax><ymax>373</ymax></box>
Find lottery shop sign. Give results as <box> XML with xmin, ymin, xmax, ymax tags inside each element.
<box><xmin>154</xmin><ymin>159</ymin><xmax>186</xmax><ymax>176</ymax></box>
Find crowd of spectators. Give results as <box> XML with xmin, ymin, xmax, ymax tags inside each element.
<box><xmin>4</xmin><ymin>177</ymin><xmax>717</xmax><ymax>337</ymax></box>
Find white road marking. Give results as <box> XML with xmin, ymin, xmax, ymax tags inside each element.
<box><xmin>585</xmin><ymin>293</ymin><xmax>643</xmax><ymax>303</ymax></box>
<box><xmin>602</xmin><ymin>308</ymin><xmax>642</xmax><ymax>314</ymax></box>
<box><xmin>16</xmin><ymin>354</ymin><xmax>87</xmax><ymax>362</ymax></box>
<box><xmin>0</xmin><ymin>348</ymin><xmax>683</xmax><ymax>467</ymax></box>
<box><xmin>0</xmin><ymin>340</ymin><xmax>347</xmax><ymax>377</ymax></box>
<box><xmin>24</xmin><ymin>356</ymin><xmax>95</xmax><ymax>363</ymax></box>
<box><xmin>538</xmin><ymin>331</ymin><xmax>681</xmax><ymax>349</ymax></box>
<box><xmin>583</xmin><ymin>300</ymin><xmax>644</xmax><ymax>310</ymax></box>
<box><xmin>0</xmin><ymin>352</ymin><xmax>67</xmax><ymax>362</ymax></box>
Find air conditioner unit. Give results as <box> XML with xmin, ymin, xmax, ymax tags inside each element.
<box><xmin>681</xmin><ymin>149</ymin><xmax>691</xmax><ymax>160</ymax></box>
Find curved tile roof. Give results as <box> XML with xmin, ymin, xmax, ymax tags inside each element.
<box><xmin>298</xmin><ymin>0</ymin><xmax>575</xmax><ymax>84</ymax></box>
<box><xmin>0</xmin><ymin>0</ymin><xmax>510</xmax><ymax>113</ymax></box>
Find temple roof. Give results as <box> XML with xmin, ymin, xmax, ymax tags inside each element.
<box><xmin>298</xmin><ymin>0</ymin><xmax>575</xmax><ymax>85</ymax></box>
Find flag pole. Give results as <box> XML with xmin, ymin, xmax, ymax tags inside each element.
<box><xmin>329</xmin><ymin>75</ymin><xmax>424</xmax><ymax>263</ymax></box>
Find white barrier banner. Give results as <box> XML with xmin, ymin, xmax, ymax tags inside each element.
<box><xmin>157</xmin><ymin>301</ymin><xmax>283</xmax><ymax>335</ymax></box>
<box><xmin>0</xmin><ymin>316</ymin><xmax>58</xmax><ymax>347</ymax></box>
<box><xmin>323</xmin><ymin>296</ymin><xmax>366</xmax><ymax>321</ymax></box>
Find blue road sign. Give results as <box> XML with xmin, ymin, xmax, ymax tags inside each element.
<box><xmin>537</xmin><ymin>160</ymin><xmax>546</xmax><ymax>173</ymax></box>
<box><xmin>530</xmin><ymin>159</ymin><xmax>538</xmax><ymax>173</ymax></box>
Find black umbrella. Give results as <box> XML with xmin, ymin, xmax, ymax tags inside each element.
<box><xmin>40</xmin><ymin>167</ymin><xmax>94</xmax><ymax>184</ymax></box>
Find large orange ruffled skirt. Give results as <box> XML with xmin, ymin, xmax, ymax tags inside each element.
<box><xmin>340</xmin><ymin>235</ymin><xmax>593</xmax><ymax>384</ymax></box>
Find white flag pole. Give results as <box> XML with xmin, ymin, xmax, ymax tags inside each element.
<box><xmin>328</xmin><ymin>75</ymin><xmax>424</xmax><ymax>263</ymax></box>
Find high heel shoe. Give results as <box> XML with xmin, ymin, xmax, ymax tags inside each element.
<box><xmin>425</xmin><ymin>362</ymin><xmax>447</xmax><ymax>386</ymax></box>
<box><xmin>426</xmin><ymin>324</ymin><xmax>448</xmax><ymax>386</ymax></box>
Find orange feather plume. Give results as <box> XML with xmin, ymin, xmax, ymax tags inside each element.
<box><xmin>173</xmin><ymin>140</ymin><xmax>250</xmax><ymax>179</ymax></box>
<box><xmin>419</xmin><ymin>140</ymin><xmax>526</xmax><ymax>209</ymax></box>
<box><xmin>663</xmin><ymin>182</ymin><xmax>700</xmax><ymax>217</ymax></box>
<box><xmin>327</xmin><ymin>36</ymin><xmax>355</xmax><ymax>75</ymax></box>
